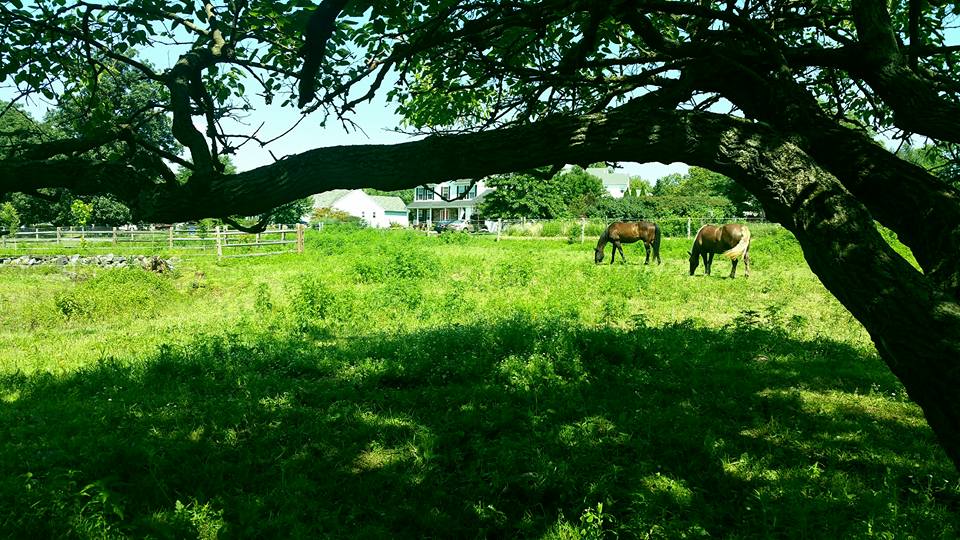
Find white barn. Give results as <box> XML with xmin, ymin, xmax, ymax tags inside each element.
<box><xmin>310</xmin><ymin>189</ymin><xmax>409</xmax><ymax>228</ymax></box>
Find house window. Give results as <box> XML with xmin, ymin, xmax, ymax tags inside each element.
<box><xmin>456</xmin><ymin>184</ymin><xmax>478</xmax><ymax>199</ymax></box>
<box><xmin>415</xmin><ymin>187</ymin><xmax>433</xmax><ymax>201</ymax></box>
<box><xmin>441</xmin><ymin>186</ymin><xmax>450</xmax><ymax>199</ymax></box>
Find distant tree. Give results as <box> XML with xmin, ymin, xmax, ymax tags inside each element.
<box><xmin>556</xmin><ymin>166</ymin><xmax>607</xmax><ymax>217</ymax></box>
<box><xmin>270</xmin><ymin>197</ymin><xmax>314</xmax><ymax>225</ymax></box>
<box><xmin>685</xmin><ymin>167</ymin><xmax>758</xmax><ymax>215</ymax></box>
<box><xmin>90</xmin><ymin>196</ymin><xmax>132</xmax><ymax>226</ymax></box>
<box><xmin>70</xmin><ymin>200</ymin><xmax>93</xmax><ymax>227</ymax></box>
<box><xmin>628</xmin><ymin>177</ymin><xmax>652</xmax><ymax>197</ymax></box>
<box><xmin>478</xmin><ymin>172</ymin><xmax>568</xmax><ymax>219</ymax></box>
<box><xmin>478</xmin><ymin>167</ymin><xmax>607</xmax><ymax>219</ymax></box>
<box><xmin>0</xmin><ymin>202</ymin><xmax>18</xmax><ymax>234</ymax></box>
<box><xmin>652</xmin><ymin>173</ymin><xmax>685</xmax><ymax>196</ymax></box>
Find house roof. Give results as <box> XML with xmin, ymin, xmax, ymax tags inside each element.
<box><xmin>312</xmin><ymin>189</ymin><xmax>351</xmax><ymax>207</ymax></box>
<box><xmin>369</xmin><ymin>195</ymin><xmax>408</xmax><ymax>212</ymax></box>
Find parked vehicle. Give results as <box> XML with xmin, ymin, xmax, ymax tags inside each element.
<box><xmin>444</xmin><ymin>220</ymin><xmax>474</xmax><ymax>232</ymax></box>
<box><xmin>433</xmin><ymin>219</ymin><xmax>456</xmax><ymax>233</ymax></box>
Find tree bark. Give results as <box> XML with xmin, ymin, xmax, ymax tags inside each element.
<box><xmin>689</xmin><ymin>57</ymin><xmax>960</xmax><ymax>297</ymax></box>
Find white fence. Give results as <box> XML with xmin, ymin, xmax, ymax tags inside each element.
<box><xmin>0</xmin><ymin>224</ymin><xmax>305</xmax><ymax>260</ymax></box>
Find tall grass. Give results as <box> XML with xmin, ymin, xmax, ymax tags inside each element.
<box><xmin>0</xmin><ymin>227</ymin><xmax>955</xmax><ymax>538</ymax></box>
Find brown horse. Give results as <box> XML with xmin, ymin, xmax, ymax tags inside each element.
<box><xmin>688</xmin><ymin>223</ymin><xmax>751</xmax><ymax>278</ymax></box>
<box><xmin>594</xmin><ymin>221</ymin><xmax>661</xmax><ymax>265</ymax></box>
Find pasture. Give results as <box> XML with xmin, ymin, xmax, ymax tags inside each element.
<box><xmin>0</xmin><ymin>225</ymin><xmax>957</xmax><ymax>538</ymax></box>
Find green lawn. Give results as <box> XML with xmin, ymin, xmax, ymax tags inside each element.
<box><xmin>0</xmin><ymin>226</ymin><xmax>956</xmax><ymax>538</ymax></box>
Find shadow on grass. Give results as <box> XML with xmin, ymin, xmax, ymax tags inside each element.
<box><xmin>0</xmin><ymin>317</ymin><xmax>957</xmax><ymax>538</ymax></box>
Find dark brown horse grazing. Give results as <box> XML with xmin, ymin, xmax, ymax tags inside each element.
<box><xmin>689</xmin><ymin>223</ymin><xmax>751</xmax><ymax>278</ymax></box>
<box><xmin>594</xmin><ymin>221</ymin><xmax>661</xmax><ymax>265</ymax></box>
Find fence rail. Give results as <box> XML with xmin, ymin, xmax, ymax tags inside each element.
<box><xmin>1</xmin><ymin>224</ymin><xmax>305</xmax><ymax>259</ymax></box>
<box><xmin>456</xmin><ymin>216</ymin><xmax>774</xmax><ymax>241</ymax></box>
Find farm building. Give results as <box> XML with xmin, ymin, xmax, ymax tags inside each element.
<box><xmin>407</xmin><ymin>179</ymin><xmax>491</xmax><ymax>226</ymax></box>
<box><xmin>309</xmin><ymin>189</ymin><xmax>409</xmax><ymax>228</ymax></box>
<box><xmin>584</xmin><ymin>167</ymin><xmax>630</xmax><ymax>198</ymax></box>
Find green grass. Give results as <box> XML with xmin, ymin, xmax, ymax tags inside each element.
<box><xmin>0</xmin><ymin>227</ymin><xmax>956</xmax><ymax>538</ymax></box>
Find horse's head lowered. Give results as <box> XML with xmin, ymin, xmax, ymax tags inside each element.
<box><xmin>594</xmin><ymin>246</ymin><xmax>605</xmax><ymax>264</ymax></box>
<box><xmin>688</xmin><ymin>250</ymin><xmax>698</xmax><ymax>275</ymax></box>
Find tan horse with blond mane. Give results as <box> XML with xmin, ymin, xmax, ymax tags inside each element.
<box><xmin>688</xmin><ymin>223</ymin><xmax>751</xmax><ymax>278</ymax></box>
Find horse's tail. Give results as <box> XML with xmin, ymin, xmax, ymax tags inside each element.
<box><xmin>723</xmin><ymin>225</ymin><xmax>751</xmax><ymax>260</ymax></box>
<box><xmin>652</xmin><ymin>222</ymin><xmax>661</xmax><ymax>258</ymax></box>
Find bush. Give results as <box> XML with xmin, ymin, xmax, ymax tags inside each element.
<box><xmin>53</xmin><ymin>269</ymin><xmax>176</xmax><ymax>320</ymax></box>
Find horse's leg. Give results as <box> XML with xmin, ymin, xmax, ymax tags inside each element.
<box><xmin>644</xmin><ymin>242</ymin><xmax>651</xmax><ymax>265</ymax></box>
<box><xmin>705</xmin><ymin>252</ymin><xmax>713</xmax><ymax>275</ymax></box>
<box><xmin>610</xmin><ymin>242</ymin><xmax>617</xmax><ymax>264</ymax></box>
<box><xmin>617</xmin><ymin>242</ymin><xmax>626</xmax><ymax>264</ymax></box>
<box><xmin>730</xmin><ymin>258</ymin><xmax>738</xmax><ymax>279</ymax></box>
<box><xmin>744</xmin><ymin>248</ymin><xmax>751</xmax><ymax>277</ymax></box>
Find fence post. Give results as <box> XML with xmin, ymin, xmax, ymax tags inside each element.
<box><xmin>687</xmin><ymin>217</ymin><xmax>691</xmax><ymax>238</ymax></box>
<box><xmin>56</xmin><ymin>227</ymin><xmax>61</xmax><ymax>245</ymax></box>
<box><xmin>580</xmin><ymin>218</ymin><xmax>586</xmax><ymax>244</ymax></box>
<box><xmin>168</xmin><ymin>226</ymin><xmax>174</xmax><ymax>249</ymax></box>
<box><xmin>280</xmin><ymin>225</ymin><xmax>286</xmax><ymax>243</ymax></box>
<box><xmin>112</xmin><ymin>227</ymin><xmax>118</xmax><ymax>245</ymax></box>
<box><xmin>215</xmin><ymin>226</ymin><xmax>223</xmax><ymax>260</ymax></box>
<box><xmin>496</xmin><ymin>219</ymin><xmax>502</xmax><ymax>242</ymax></box>
<box><xmin>296</xmin><ymin>224</ymin><xmax>305</xmax><ymax>253</ymax></box>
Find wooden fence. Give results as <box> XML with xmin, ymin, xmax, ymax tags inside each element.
<box><xmin>478</xmin><ymin>216</ymin><xmax>774</xmax><ymax>242</ymax></box>
<box><xmin>0</xmin><ymin>224</ymin><xmax>305</xmax><ymax>260</ymax></box>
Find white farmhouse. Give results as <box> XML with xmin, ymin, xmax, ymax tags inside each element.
<box><xmin>407</xmin><ymin>179</ymin><xmax>491</xmax><ymax>226</ymax></box>
<box><xmin>309</xmin><ymin>189</ymin><xmax>409</xmax><ymax>228</ymax></box>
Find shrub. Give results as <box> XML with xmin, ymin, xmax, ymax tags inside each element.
<box><xmin>53</xmin><ymin>269</ymin><xmax>176</xmax><ymax>320</ymax></box>
<box><xmin>286</xmin><ymin>277</ymin><xmax>335</xmax><ymax>332</ymax></box>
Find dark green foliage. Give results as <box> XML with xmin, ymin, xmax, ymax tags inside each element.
<box><xmin>587</xmin><ymin>195</ymin><xmax>737</xmax><ymax>234</ymax></box>
<box><xmin>269</xmin><ymin>197</ymin><xmax>313</xmax><ymax>225</ymax></box>
<box><xmin>479</xmin><ymin>167</ymin><xmax>606</xmax><ymax>219</ymax></box>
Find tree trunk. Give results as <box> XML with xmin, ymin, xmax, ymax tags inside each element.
<box><xmin>700</xmin><ymin>122</ymin><xmax>960</xmax><ymax>471</ymax></box>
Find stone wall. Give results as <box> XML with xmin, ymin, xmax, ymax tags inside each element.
<box><xmin>0</xmin><ymin>254</ymin><xmax>176</xmax><ymax>271</ymax></box>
